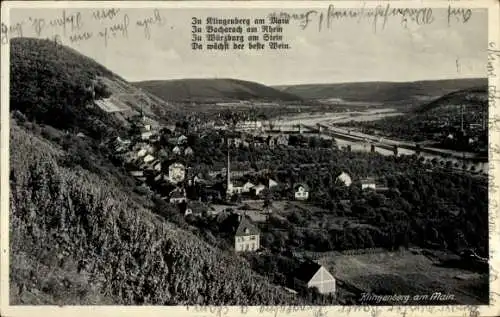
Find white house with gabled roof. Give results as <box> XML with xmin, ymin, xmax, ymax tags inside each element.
<box><xmin>293</xmin><ymin>260</ymin><xmax>336</xmax><ymax>295</ymax></box>
<box><xmin>294</xmin><ymin>183</ymin><xmax>309</xmax><ymax>201</ymax></box>
<box><xmin>173</xmin><ymin>146</ymin><xmax>182</xmax><ymax>155</ymax></box>
<box><xmin>336</xmin><ymin>172</ymin><xmax>352</xmax><ymax>187</ymax></box>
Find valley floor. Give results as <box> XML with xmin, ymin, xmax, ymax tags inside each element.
<box><xmin>321</xmin><ymin>249</ymin><xmax>488</xmax><ymax>305</ymax></box>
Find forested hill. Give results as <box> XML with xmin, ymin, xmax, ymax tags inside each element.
<box><xmin>9</xmin><ymin>37</ymin><xmax>176</xmax><ymax>139</ymax></box>
<box><xmin>134</xmin><ymin>78</ymin><xmax>304</xmax><ymax>102</ymax></box>
<box><xmin>414</xmin><ymin>86</ymin><xmax>488</xmax><ymax>114</ymax></box>
<box><xmin>275</xmin><ymin>78</ymin><xmax>487</xmax><ymax>106</ymax></box>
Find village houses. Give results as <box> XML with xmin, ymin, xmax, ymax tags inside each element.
<box><xmin>360</xmin><ymin>177</ymin><xmax>377</xmax><ymax>190</ymax></box>
<box><xmin>172</xmin><ymin>146</ymin><xmax>182</xmax><ymax>155</ymax></box>
<box><xmin>184</xmin><ymin>146</ymin><xmax>194</xmax><ymax>156</ymax></box>
<box><xmin>169</xmin><ymin>187</ymin><xmax>187</xmax><ymax>204</ymax></box>
<box><xmin>227</xmin><ymin>179</ymin><xmax>247</xmax><ymax>196</ymax></box>
<box><xmin>243</xmin><ymin>181</ymin><xmax>255</xmax><ymax>193</ymax></box>
<box><xmin>177</xmin><ymin>135</ymin><xmax>188</xmax><ymax>145</ymax></box>
<box><xmin>141</xmin><ymin>128</ymin><xmax>156</xmax><ymax>141</ymax></box>
<box><xmin>146</xmin><ymin>159</ymin><xmax>161</xmax><ymax>172</ymax></box>
<box><xmin>130</xmin><ymin>170</ymin><xmax>146</xmax><ymax>183</ymax></box>
<box><xmin>252</xmin><ymin>183</ymin><xmax>267</xmax><ymax>196</ymax></box>
<box><xmin>336</xmin><ymin>172</ymin><xmax>352</xmax><ymax>187</ymax></box>
<box><xmin>294</xmin><ymin>183</ymin><xmax>310</xmax><ymax>201</ymax></box>
<box><xmin>268</xmin><ymin>178</ymin><xmax>279</xmax><ymax>188</ymax></box>
<box><xmin>236</xmin><ymin>120</ymin><xmax>263</xmax><ymax>131</ymax></box>
<box><xmin>143</xmin><ymin>154</ymin><xmax>155</xmax><ymax>164</ymax></box>
<box><xmin>114</xmin><ymin>136</ymin><xmax>131</xmax><ymax>153</ymax></box>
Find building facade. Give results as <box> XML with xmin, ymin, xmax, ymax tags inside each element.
<box><xmin>169</xmin><ymin>188</ymin><xmax>187</xmax><ymax>204</ymax></box>
<box><xmin>236</xmin><ymin>121</ymin><xmax>263</xmax><ymax>131</ymax></box>
<box><xmin>234</xmin><ymin>216</ymin><xmax>260</xmax><ymax>252</ymax></box>
<box><xmin>305</xmin><ymin>266</ymin><xmax>336</xmax><ymax>294</ymax></box>
<box><xmin>336</xmin><ymin>172</ymin><xmax>352</xmax><ymax>187</ymax></box>
<box><xmin>360</xmin><ymin>178</ymin><xmax>376</xmax><ymax>190</ymax></box>
<box><xmin>294</xmin><ymin>184</ymin><xmax>309</xmax><ymax>200</ymax></box>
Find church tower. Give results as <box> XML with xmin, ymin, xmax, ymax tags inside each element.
<box><xmin>226</xmin><ymin>138</ymin><xmax>233</xmax><ymax>198</ymax></box>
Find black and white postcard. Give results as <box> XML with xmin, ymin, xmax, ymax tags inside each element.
<box><xmin>1</xmin><ymin>1</ymin><xmax>499</xmax><ymax>317</ymax></box>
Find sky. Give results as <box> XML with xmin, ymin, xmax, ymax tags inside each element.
<box><xmin>8</xmin><ymin>6</ymin><xmax>488</xmax><ymax>86</ymax></box>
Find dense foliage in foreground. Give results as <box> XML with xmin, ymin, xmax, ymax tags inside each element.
<box><xmin>10</xmin><ymin>38</ymin><xmax>127</xmax><ymax>138</ymax></box>
<box><xmin>9</xmin><ymin>121</ymin><xmax>303</xmax><ymax>305</ymax></box>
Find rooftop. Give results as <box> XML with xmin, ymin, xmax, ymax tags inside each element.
<box><xmin>235</xmin><ymin>215</ymin><xmax>260</xmax><ymax>237</ymax></box>
<box><xmin>294</xmin><ymin>183</ymin><xmax>310</xmax><ymax>191</ymax></box>
<box><xmin>360</xmin><ymin>177</ymin><xmax>376</xmax><ymax>184</ymax></box>
<box><xmin>231</xmin><ymin>179</ymin><xmax>247</xmax><ymax>187</ymax></box>
<box><xmin>293</xmin><ymin>260</ymin><xmax>322</xmax><ymax>283</ymax></box>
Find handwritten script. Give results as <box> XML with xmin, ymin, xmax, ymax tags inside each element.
<box><xmin>186</xmin><ymin>305</ymin><xmax>328</xmax><ymax>317</ymax></box>
<box><xmin>183</xmin><ymin>304</ymin><xmax>495</xmax><ymax>317</ymax></box>
<box><xmin>268</xmin><ymin>4</ymin><xmax>472</xmax><ymax>32</ymax></box>
<box><xmin>488</xmin><ymin>42</ymin><xmax>500</xmax><ymax>132</ymax></box>
<box><xmin>1</xmin><ymin>8</ymin><xmax>166</xmax><ymax>47</ymax></box>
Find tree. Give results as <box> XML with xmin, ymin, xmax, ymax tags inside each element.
<box><xmin>308</xmin><ymin>137</ymin><xmax>320</xmax><ymax>148</ymax></box>
<box><xmin>230</xmin><ymin>193</ymin><xmax>242</xmax><ymax>203</ymax></box>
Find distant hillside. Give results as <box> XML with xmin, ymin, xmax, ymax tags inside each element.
<box><xmin>336</xmin><ymin>85</ymin><xmax>488</xmax><ymax>150</ymax></box>
<box><xmin>415</xmin><ymin>86</ymin><xmax>488</xmax><ymax>114</ymax></box>
<box><xmin>10</xmin><ymin>38</ymin><xmax>176</xmax><ymax>138</ymax></box>
<box><xmin>275</xmin><ymin>78</ymin><xmax>487</xmax><ymax>106</ymax></box>
<box><xmin>135</xmin><ymin>78</ymin><xmax>303</xmax><ymax>102</ymax></box>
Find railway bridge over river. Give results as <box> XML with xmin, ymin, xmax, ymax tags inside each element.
<box><xmin>269</xmin><ymin>123</ymin><xmax>488</xmax><ymax>165</ymax></box>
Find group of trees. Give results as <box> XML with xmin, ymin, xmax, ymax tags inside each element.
<box><xmin>10</xmin><ymin>38</ymin><xmax>119</xmax><ymax>140</ymax></box>
<box><xmin>257</xmin><ymin>157</ymin><xmax>488</xmax><ymax>257</ymax></box>
<box><xmin>178</xmin><ymin>130</ymin><xmax>340</xmax><ymax>168</ymax></box>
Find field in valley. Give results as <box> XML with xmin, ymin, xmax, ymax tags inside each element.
<box><xmin>319</xmin><ymin>249</ymin><xmax>488</xmax><ymax>305</ymax></box>
<box><xmin>274</xmin><ymin>109</ymin><xmax>404</xmax><ymax>127</ymax></box>
<box><xmin>234</xmin><ymin>197</ymin><xmax>489</xmax><ymax>305</ymax></box>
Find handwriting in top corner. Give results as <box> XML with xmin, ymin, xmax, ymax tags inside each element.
<box><xmin>271</xmin><ymin>4</ymin><xmax>473</xmax><ymax>33</ymax></box>
<box><xmin>28</xmin><ymin>10</ymin><xmax>83</xmax><ymax>37</ymax></box>
<box><xmin>92</xmin><ymin>8</ymin><xmax>121</xmax><ymax>21</ymax></box>
<box><xmin>98</xmin><ymin>13</ymin><xmax>130</xmax><ymax>47</ymax></box>
<box><xmin>447</xmin><ymin>5</ymin><xmax>472</xmax><ymax>26</ymax></box>
<box><xmin>136</xmin><ymin>9</ymin><xmax>165</xmax><ymax>40</ymax></box>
